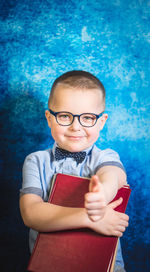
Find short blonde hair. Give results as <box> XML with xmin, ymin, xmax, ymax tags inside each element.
<box><xmin>48</xmin><ymin>70</ymin><xmax>105</xmax><ymax>107</ymax></box>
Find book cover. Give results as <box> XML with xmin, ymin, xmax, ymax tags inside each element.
<box><xmin>28</xmin><ymin>173</ymin><xmax>131</xmax><ymax>272</ymax></box>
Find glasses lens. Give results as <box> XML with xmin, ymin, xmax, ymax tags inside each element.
<box><xmin>80</xmin><ymin>114</ymin><xmax>97</xmax><ymax>127</ymax></box>
<box><xmin>57</xmin><ymin>112</ymin><xmax>73</xmax><ymax>125</ymax></box>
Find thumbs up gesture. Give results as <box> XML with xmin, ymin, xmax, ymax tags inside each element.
<box><xmin>84</xmin><ymin>175</ymin><xmax>107</xmax><ymax>222</ymax></box>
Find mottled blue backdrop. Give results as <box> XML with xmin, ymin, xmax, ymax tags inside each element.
<box><xmin>0</xmin><ymin>0</ymin><xmax>150</xmax><ymax>271</ymax></box>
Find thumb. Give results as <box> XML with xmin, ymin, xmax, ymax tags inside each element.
<box><xmin>89</xmin><ymin>175</ymin><xmax>100</xmax><ymax>192</ymax></box>
<box><xmin>108</xmin><ymin>197</ymin><xmax>123</xmax><ymax>210</ymax></box>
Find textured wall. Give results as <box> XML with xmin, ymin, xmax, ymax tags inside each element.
<box><xmin>0</xmin><ymin>0</ymin><xmax>150</xmax><ymax>271</ymax></box>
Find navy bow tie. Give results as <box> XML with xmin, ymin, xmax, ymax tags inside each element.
<box><xmin>55</xmin><ymin>147</ymin><xmax>86</xmax><ymax>164</ymax></box>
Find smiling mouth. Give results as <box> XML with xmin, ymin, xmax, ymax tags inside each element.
<box><xmin>67</xmin><ymin>136</ymin><xmax>84</xmax><ymax>140</ymax></box>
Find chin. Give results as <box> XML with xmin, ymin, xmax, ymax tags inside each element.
<box><xmin>57</xmin><ymin>140</ymin><xmax>91</xmax><ymax>153</ymax></box>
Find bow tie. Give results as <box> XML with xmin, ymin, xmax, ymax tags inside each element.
<box><xmin>55</xmin><ymin>147</ymin><xmax>86</xmax><ymax>164</ymax></box>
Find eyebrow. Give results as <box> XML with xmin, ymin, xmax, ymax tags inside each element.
<box><xmin>49</xmin><ymin>109</ymin><xmax>104</xmax><ymax>117</ymax></box>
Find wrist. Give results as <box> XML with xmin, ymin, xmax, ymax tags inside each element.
<box><xmin>82</xmin><ymin>208</ymin><xmax>93</xmax><ymax>229</ymax></box>
<box><xmin>84</xmin><ymin>210</ymin><xmax>100</xmax><ymax>230</ymax></box>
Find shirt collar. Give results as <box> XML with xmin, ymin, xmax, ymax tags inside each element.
<box><xmin>52</xmin><ymin>142</ymin><xmax>93</xmax><ymax>159</ymax></box>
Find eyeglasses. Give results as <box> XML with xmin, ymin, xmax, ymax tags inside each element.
<box><xmin>49</xmin><ymin>109</ymin><xmax>104</xmax><ymax>127</ymax></box>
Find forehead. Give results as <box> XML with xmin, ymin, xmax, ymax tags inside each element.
<box><xmin>50</xmin><ymin>86</ymin><xmax>104</xmax><ymax>112</ymax></box>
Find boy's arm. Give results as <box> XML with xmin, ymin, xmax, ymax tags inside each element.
<box><xmin>19</xmin><ymin>193</ymin><xmax>128</xmax><ymax>236</ymax></box>
<box><xmin>96</xmin><ymin>165</ymin><xmax>127</xmax><ymax>202</ymax></box>
<box><xmin>20</xmin><ymin>194</ymin><xmax>87</xmax><ymax>232</ymax></box>
<box><xmin>85</xmin><ymin>165</ymin><xmax>127</xmax><ymax>221</ymax></box>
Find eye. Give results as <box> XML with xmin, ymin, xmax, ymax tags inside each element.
<box><xmin>57</xmin><ymin>113</ymin><xmax>71</xmax><ymax>120</ymax></box>
<box><xmin>85</xmin><ymin>116</ymin><xmax>94</xmax><ymax>120</ymax></box>
<box><xmin>82</xmin><ymin>114</ymin><xmax>96</xmax><ymax>122</ymax></box>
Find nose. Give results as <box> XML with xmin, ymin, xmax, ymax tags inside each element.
<box><xmin>70</xmin><ymin>116</ymin><xmax>81</xmax><ymax>130</ymax></box>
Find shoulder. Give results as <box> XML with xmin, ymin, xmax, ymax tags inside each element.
<box><xmin>90</xmin><ymin>145</ymin><xmax>121</xmax><ymax>162</ymax></box>
<box><xmin>84</xmin><ymin>145</ymin><xmax>124</xmax><ymax>176</ymax></box>
<box><xmin>23</xmin><ymin>148</ymin><xmax>53</xmax><ymax>168</ymax></box>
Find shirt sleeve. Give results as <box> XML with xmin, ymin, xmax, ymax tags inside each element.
<box><xmin>87</xmin><ymin>146</ymin><xmax>126</xmax><ymax>176</ymax></box>
<box><xmin>96</xmin><ymin>149</ymin><xmax>126</xmax><ymax>172</ymax></box>
<box><xmin>20</xmin><ymin>153</ymin><xmax>43</xmax><ymax>198</ymax></box>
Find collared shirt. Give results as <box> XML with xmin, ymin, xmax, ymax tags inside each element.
<box><xmin>21</xmin><ymin>142</ymin><xmax>125</xmax><ymax>201</ymax></box>
<box><xmin>20</xmin><ymin>142</ymin><xmax>126</xmax><ymax>269</ymax></box>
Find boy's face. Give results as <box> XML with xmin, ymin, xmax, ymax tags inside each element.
<box><xmin>45</xmin><ymin>86</ymin><xmax>108</xmax><ymax>152</ymax></box>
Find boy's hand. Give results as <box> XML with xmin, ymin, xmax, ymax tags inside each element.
<box><xmin>84</xmin><ymin>175</ymin><xmax>107</xmax><ymax>222</ymax></box>
<box><xmin>89</xmin><ymin>197</ymin><xmax>129</xmax><ymax>237</ymax></box>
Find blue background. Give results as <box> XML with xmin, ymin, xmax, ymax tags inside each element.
<box><xmin>0</xmin><ymin>0</ymin><xmax>150</xmax><ymax>271</ymax></box>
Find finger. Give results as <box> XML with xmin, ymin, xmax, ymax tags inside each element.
<box><xmin>118</xmin><ymin>213</ymin><xmax>129</xmax><ymax>222</ymax></box>
<box><xmin>108</xmin><ymin>197</ymin><xmax>123</xmax><ymax>209</ymax></box>
<box><xmin>113</xmin><ymin>231</ymin><xmax>123</xmax><ymax>237</ymax></box>
<box><xmin>89</xmin><ymin>175</ymin><xmax>100</xmax><ymax>192</ymax></box>
<box><xmin>117</xmin><ymin>225</ymin><xmax>126</xmax><ymax>233</ymax></box>
<box><xmin>87</xmin><ymin>209</ymin><xmax>104</xmax><ymax>216</ymax></box>
<box><xmin>85</xmin><ymin>192</ymin><xmax>105</xmax><ymax>202</ymax></box>
<box><xmin>88</xmin><ymin>215</ymin><xmax>101</xmax><ymax>222</ymax></box>
<box><xmin>119</xmin><ymin>219</ymin><xmax>129</xmax><ymax>227</ymax></box>
<box><xmin>85</xmin><ymin>201</ymin><xmax>106</xmax><ymax>210</ymax></box>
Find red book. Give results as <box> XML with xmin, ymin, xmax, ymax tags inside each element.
<box><xmin>28</xmin><ymin>173</ymin><xmax>131</xmax><ymax>272</ymax></box>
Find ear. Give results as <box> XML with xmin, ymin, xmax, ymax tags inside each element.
<box><xmin>45</xmin><ymin>110</ymin><xmax>52</xmax><ymax>128</ymax></box>
<box><xmin>99</xmin><ymin>113</ymin><xmax>108</xmax><ymax>130</ymax></box>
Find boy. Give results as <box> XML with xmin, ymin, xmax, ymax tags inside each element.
<box><xmin>20</xmin><ymin>70</ymin><xmax>129</xmax><ymax>272</ymax></box>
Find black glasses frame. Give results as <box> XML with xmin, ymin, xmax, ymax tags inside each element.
<box><xmin>49</xmin><ymin>109</ymin><xmax>104</xmax><ymax>127</ymax></box>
